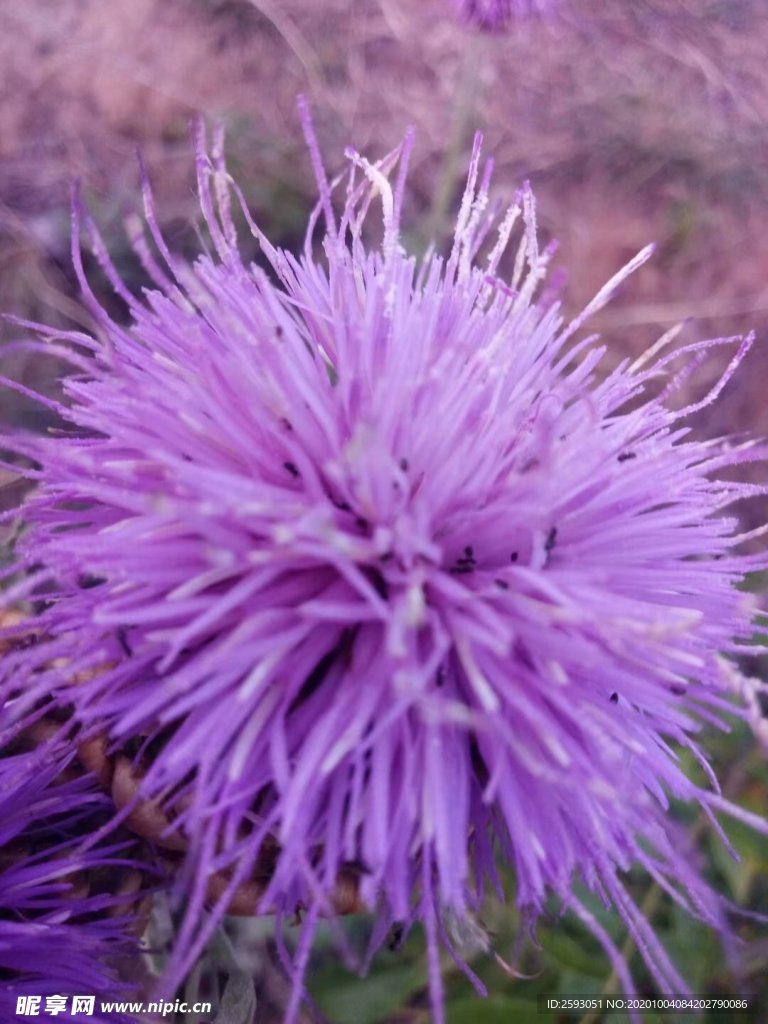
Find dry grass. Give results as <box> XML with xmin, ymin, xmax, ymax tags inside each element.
<box><xmin>2</xmin><ymin>0</ymin><xmax>768</xmax><ymax>443</ymax></box>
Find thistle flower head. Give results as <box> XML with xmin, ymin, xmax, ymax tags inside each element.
<box><xmin>0</xmin><ymin>740</ymin><xmax>148</xmax><ymax>1021</ymax></box>
<box><xmin>458</xmin><ymin>0</ymin><xmax>553</xmax><ymax>29</ymax></box>
<box><xmin>2</xmin><ymin>111</ymin><xmax>767</xmax><ymax>1021</ymax></box>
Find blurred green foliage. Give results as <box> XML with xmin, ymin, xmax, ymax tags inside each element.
<box><xmin>294</xmin><ymin>717</ymin><xmax>768</xmax><ymax>1024</ymax></box>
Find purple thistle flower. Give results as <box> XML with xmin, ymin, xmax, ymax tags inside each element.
<box><xmin>2</xmin><ymin>111</ymin><xmax>768</xmax><ymax>1021</ymax></box>
<box><xmin>457</xmin><ymin>0</ymin><xmax>553</xmax><ymax>29</ymax></box>
<box><xmin>0</xmin><ymin>740</ymin><xmax>148</xmax><ymax>1022</ymax></box>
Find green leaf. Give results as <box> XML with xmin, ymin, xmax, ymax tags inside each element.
<box><xmin>539</xmin><ymin>930</ymin><xmax>609</xmax><ymax>978</ymax></box>
<box><xmin>604</xmin><ymin>1015</ymin><xmax>665</xmax><ymax>1024</ymax></box>
<box><xmin>311</xmin><ymin>963</ymin><xmax>425</xmax><ymax>1024</ymax></box>
<box><xmin>663</xmin><ymin>905</ymin><xmax>720</xmax><ymax>991</ymax></box>
<box><xmin>447</xmin><ymin>995</ymin><xmax>539</xmax><ymax>1023</ymax></box>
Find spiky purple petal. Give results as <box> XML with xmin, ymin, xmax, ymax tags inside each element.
<box><xmin>0</xmin><ymin>740</ymin><xmax>148</xmax><ymax>1021</ymax></box>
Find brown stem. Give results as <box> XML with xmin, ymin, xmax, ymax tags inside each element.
<box><xmin>111</xmin><ymin>755</ymin><xmax>188</xmax><ymax>852</ymax></box>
